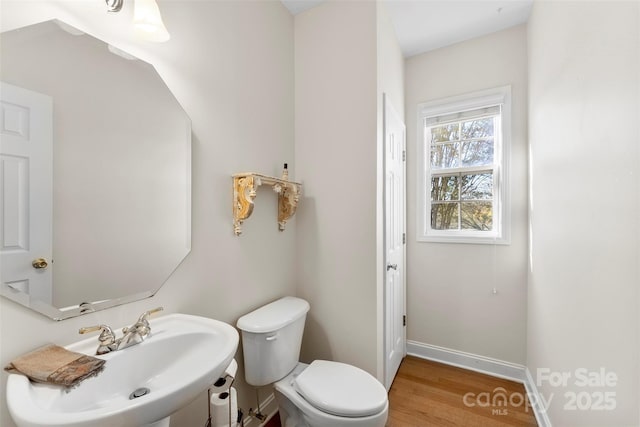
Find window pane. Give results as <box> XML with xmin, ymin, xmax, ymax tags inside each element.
<box><xmin>461</xmin><ymin>173</ymin><xmax>492</xmax><ymax>200</ymax></box>
<box><xmin>430</xmin><ymin>143</ymin><xmax>459</xmax><ymax>169</ymax></box>
<box><xmin>461</xmin><ymin>117</ymin><xmax>494</xmax><ymax>139</ymax></box>
<box><xmin>461</xmin><ymin>139</ymin><xmax>494</xmax><ymax>167</ymax></box>
<box><xmin>431</xmin><ymin>203</ymin><xmax>459</xmax><ymax>230</ymax></box>
<box><xmin>431</xmin><ymin>175</ymin><xmax>459</xmax><ymax>201</ymax></box>
<box><xmin>430</xmin><ymin>124</ymin><xmax>459</xmax><ymax>143</ymax></box>
<box><xmin>461</xmin><ymin>201</ymin><xmax>493</xmax><ymax>231</ymax></box>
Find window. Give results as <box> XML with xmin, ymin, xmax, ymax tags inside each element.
<box><xmin>417</xmin><ymin>86</ymin><xmax>511</xmax><ymax>244</ymax></box>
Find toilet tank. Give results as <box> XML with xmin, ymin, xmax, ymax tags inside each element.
<box><xmin>237</xmin><ymin>297</ymin><xmax>310</xmax><ymax>387</ymax></box>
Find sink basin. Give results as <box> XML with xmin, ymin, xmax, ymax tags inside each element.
<box><xmin>6</xmin><ymin>314</ymin><xmax>239</xmax><ymax>427</ymax></box>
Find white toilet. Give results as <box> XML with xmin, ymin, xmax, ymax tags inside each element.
<box><xmin>237</xmin><ymin>296</ymin><xmax>388</xmax><ymax>427</ymax></box>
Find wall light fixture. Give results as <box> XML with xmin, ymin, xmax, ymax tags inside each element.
<box><xmin>105</xmin><ymin>0</ymin><xmax>170</xmax><ymax>42</ymax></box>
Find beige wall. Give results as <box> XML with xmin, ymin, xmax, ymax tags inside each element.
<box><xmin>376</xmin><ymin>2</ymin><xmax>405</xmax><ymax>378</ymax></box>
<box><xmin>293</xmin><ymin>0</ymin><xmax>380</xmax><ymax>376</ymax></box>
<box><xmin>293</xmin><ymin>0</ymin><xmax>404</xmax><ymax>381</ymax></box>
<box><xmin>0</xmin><ymin>1</ymin><xmax>295</xmax><ymax>426</ymax></box>
<box><xmin>404</xmin><ymin>25</ymin><xmax>529</xmax><ymax>364</ymax></box>
<box><xmin>527</xmin><ymin>2</ymin><xmax>639</xmax><ymax>425</ymax></box>
<box><xmin>377</xmin><ymin>2</ymin><xmax>404</xmax><ymax>120</ymax></box>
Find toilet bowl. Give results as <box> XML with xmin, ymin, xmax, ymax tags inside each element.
<box><xmin>236</xmin><ymin>297</ymin><xmax>389</xmax><ymax>427</ymax></box>
<box><xmin>274</xmin><ymin>362</ymin><xmax>388</xmax><ymax>427</ymax></box>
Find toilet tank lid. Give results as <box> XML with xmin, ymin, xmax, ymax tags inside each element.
<box><xmin>237</xmin><ymin>297</ymin><xmax>310</xmax><ymax>333</ymax></box>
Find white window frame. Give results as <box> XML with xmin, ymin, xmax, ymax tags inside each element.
<box><xmin>416</xmin><ymin>86</ymin><xmax>511</xmax><ymax>244</ymax></box>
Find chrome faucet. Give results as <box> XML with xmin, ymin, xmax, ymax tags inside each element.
<box><xmin>79</xmin><ymin>307</ymin><xmax>164</xmax><ymax>355</ymax></box>
<box><xmin>78</xmin><ymin>324</ymin><xmax>118</xmax><ymax>355</ymax></box>
<box><xmin>119</xmin><ymin>307</ymin><xmax>163</xmax><ymax>349</ymax></box>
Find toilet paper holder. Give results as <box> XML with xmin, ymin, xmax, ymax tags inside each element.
<box><xmin>208</xmin><ymin>359</ymin><xmax>238</xmax><ymax>427</ymax></box>
<box><xmin>211</xmin><ymin>359</ymin><xmax>238</xmax><ymax>393</ymax></box>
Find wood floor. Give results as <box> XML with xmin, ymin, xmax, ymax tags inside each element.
<box><xmin>264</xmin><ymin>356</ymin><xmax>537</xmax><ymax>427</ymax></box>
<box><xmin>387</xmin><ymin>356</ymin><xmax>537</xmax><ymax>426</ymax></box>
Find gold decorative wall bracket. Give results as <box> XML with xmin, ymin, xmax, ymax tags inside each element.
<box><xmin>232</xmin><ymin>172</ymin><xmax>302</xmax><ymax>236</ymax></box>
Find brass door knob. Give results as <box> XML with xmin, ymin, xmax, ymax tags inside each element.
<box><xmin>32</xmin><ymin>258</ymin><xmax>49</xmax><ymax>269</ymax></box>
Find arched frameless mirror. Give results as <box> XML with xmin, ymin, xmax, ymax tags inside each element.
<box><xmin>0</xmin><ymin>20</ymin><xmax>191</xmax><ymax>320</ymax></box>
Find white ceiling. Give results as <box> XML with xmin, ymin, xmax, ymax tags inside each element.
<box><xmin>280</xmin><ymin>0</ymin><xmax>533</xmax><ymax>58</ymax></box>
<box><xmin>280</xmin><ymin>0</ymin><xmax>325</xmax><ymax>15</ymax></box>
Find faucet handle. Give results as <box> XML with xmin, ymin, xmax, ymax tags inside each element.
<box><xmin>79</xmin><ymin>324</ymin><xmax>117</xmax><ymax>353</ymax></box>
<box><xmin>124</xmin><ymin>307</ymin><xmax>164</xmax><ymax>337</ymax></box>
<box><xmin>137</xmin><ymin>306</ymin><xmax>164</xmax><ymax>323</ymax></box>
<box><xmin>79</xmin><ymin>325</ymin><xmax>101</xmax><ymax>334</ymax></box>
<box><xmin>79</xmin><ymin>324</ymin><xmax>114</xmax><ymax>337</ymax></box>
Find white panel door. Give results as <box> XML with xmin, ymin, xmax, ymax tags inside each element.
<box><xmin>383</xmin><ymin>94</ymin><xmax>406</xmax><ymax>389</ymax></box>
<box><xmin>0</xmin><ymin>81</ymin><xmax>53</xmax><ymax>304</ymax></box>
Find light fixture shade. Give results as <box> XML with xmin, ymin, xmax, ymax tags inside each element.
<box><xmin>133</xmin><ymin>0</ymin><xmax>170</xmax><ymax>42</ymax></box>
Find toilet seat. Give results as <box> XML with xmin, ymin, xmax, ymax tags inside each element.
<box><xmin>293</xmin><ymin>360</ymin><xmax>388</xmax><ymax>417</ymax></box>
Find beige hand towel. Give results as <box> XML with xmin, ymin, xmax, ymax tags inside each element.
<box><xmin>4</xmin><ymin>344</ymin><xmax>105</xmax><ymax>388</ymax></box>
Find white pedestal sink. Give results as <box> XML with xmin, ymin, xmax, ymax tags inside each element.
<box><xmin>6</xmin><ymin>314</ymin><xmax>239</xmax><ymax>427</ymax></box>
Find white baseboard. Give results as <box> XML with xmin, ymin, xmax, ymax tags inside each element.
<box><xmin>524</xmin><ymin>368</ymin><xmax>553</xmax><ymax>427</ymax></box>
<box><xmin>406</xmin><ymin>340</ymin><xmax>551</xmax><ymax>426</ymax></box>
<box><xmin>242</xmin><ymin>391</ymin><xmax>279</xmax><ymax>427</ymax></box>
<box><xmin>407</xmin><ymin>340</ymin><xmax>527</xmax><ymax>382</ymax></box>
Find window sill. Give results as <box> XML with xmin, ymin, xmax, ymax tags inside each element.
<box><xmin>417</xmin><ymin>234</ymin><xmax>510</xmax><ymax>245</ymax></box>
